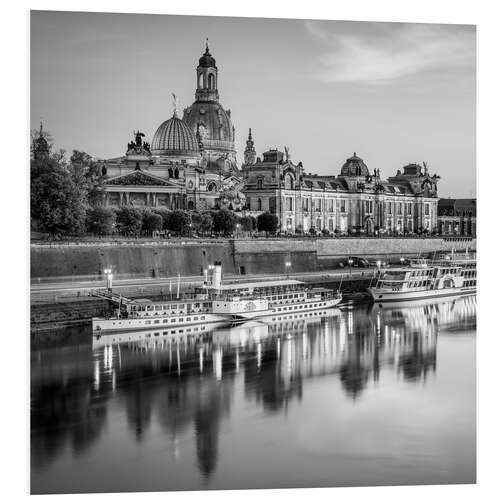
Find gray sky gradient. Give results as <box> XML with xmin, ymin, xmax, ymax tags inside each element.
<box><xmin>30</xmin><ymin>11</ymin><xmax>476</xmax><ymax>197</ymax></box>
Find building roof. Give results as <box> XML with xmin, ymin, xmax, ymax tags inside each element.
<box><xmin>215</xmin><ymin>279</ymin><xmax>304</xmax><ymax>291</ymax></box>
<box><xmin>340</xmin><ymin>153</ymin><xmax>369</xmax><ymax>177</ymax></box>
<box><xmin>151</xmin><ymin>114</ymin><xmax>200</xmax><ymax>157</ymax></box>
<box><xmin>198</xmin><ymin>43</ymin><xmax>216</xmax><ymax>68</ymax></box>
<box><xmin>438</xmin><ymin>198</ymin><xmax>476</xmax><ymax>216</ymax></box>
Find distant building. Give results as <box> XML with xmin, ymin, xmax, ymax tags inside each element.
<box><xmin>98</xmin><ymin>42</ymin><xmax>244</xmax><ymax>212</ymax></box>
<box><xmin>437</xmin><ymin>198</ymin><xmax>476</xmax><ymax>236</ymax></box>
<box><xmin>241</xmin><ymin>132</ymin><xmax>440</xmax><ymax>235</ymax></box>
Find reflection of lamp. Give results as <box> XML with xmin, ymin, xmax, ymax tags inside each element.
<box><xmin>285</xmin><ymin>260</ymin><xmax>291</xmax><ymax>278</ymax></box>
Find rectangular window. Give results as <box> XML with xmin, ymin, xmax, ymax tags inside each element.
<box><xmin>425</xmin><ymin>204</ymin><xmax>430</xmax><ymax>216</ymax></box>
<box><xmin>397</xmin><ymin>203</ymin><xmax>402</xmax><ymax>215</ymax></box>
<box><xmin>340</xmin><ymin>200</ymin><xmax>346</xmax><ymax>213</ymax></box>
<box><xmin>287</xmin><ymin>197</ymin><xmax>293</xmax><ymax>211</ymax></box>
<box><xmin>329</xmin><ymin>200</ymin><xmax>334</xmax><ymax>212</ymax></box>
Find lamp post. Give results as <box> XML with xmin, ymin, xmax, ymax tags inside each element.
<box><xmin>236</xmin><ymin>223</ymin><xmax>241</xmax><ymax>238</ymax></box>
<box><xmin>400</xmin><ymin>257</ymin><xmax>405</xmax><ymax>266</ymax></box>
<box><xmin>104</xmin><ymin>268</ymin><xmax>113</xmax><ymax>292</ymax></box>
<box><xmin>285</xmin><ymin>260</ymin><xmax>291</xmax><ymax>279</ymax></box>
<box><xmin>347</xmin><ymin>258</ymin><xmax>353</xmax><ymax>276</ymax></box>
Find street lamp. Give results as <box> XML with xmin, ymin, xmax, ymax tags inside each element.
<box><xmin>104</xmin><ymin>268</ymin><xmax>113</xmax><ymax>292</ymax></box>
<box><xmin>400</xmin><ymin>257</ymin><xmax>405</xmax><ymax>266</ymax></box>
<box><xmin>285</xmin><ymin>260</ymin><xmax>291</xmax><ymax>278</ymax></box>
<box><xmin>236</xmin><ymin>223</ymin><xmax>241</xmax><ymax>238</ymax></box>
<box><xmin>347</xmin><ymin>258</ymin><xmax>353</xmax><ymax>276</ymax></box>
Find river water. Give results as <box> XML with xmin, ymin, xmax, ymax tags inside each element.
<box><xmin>31</xmin><ymin>295</ymin><xmax>476</xmax><ymax>494</ymax></box>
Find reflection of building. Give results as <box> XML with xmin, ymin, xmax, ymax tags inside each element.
<box><xmin>242</xmin><ymin>144</ymin><xmax>439</xmax><ymax>234</ymax></box>
<box><xmin>438</xmin><ymin>198</ymin><xmax>476</xmax><ymax>236</ymax></box>
<box><xmin>99</xmin><ymin>43</ymin><xmax>245</xmax><ymax>212</ymax></box>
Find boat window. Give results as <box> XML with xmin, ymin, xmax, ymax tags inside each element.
<box><xmin>171</xmin><ymin>319</ymin><xmax>176</xmax><ymax>323</ymax></box>
<box><xmin>145</xmin><ymin>320</ymin><xmax>151</xmax><ymax>325</ymax></box>
<box><xmin>171</xmin><ymin>304</ymin><xmax>177</xmax><ymax>309</ymax></box>
<box><xmin>163</xmin><ymin>319</ymin><xmax>168</xmax><ymax>323</ymax></box>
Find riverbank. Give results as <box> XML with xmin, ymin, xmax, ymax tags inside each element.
<box><xmin>31</xmin><ymin>236</ymin><xmax>475</xmax><ymax>281</ymax></box>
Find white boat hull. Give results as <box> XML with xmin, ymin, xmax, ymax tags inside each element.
<box><xmin>368</xmin><ymin>286</ymin><xmax>476</xmax><ymax>303</ymax></box>
<box><xmin>228</xmin><ymin>297</ymin><xmax>343</xmax><ymax>320</ymax></box>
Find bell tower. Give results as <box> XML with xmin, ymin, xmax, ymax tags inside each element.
<box><xmin>244</xmin><ymin>128</ymin><xmax>256</xmax><ymax>165</ymax></box>
<box><xmin>195</xmin><ymin>39</ymin><xmax>219</xmax><ymax>102</ymax></box>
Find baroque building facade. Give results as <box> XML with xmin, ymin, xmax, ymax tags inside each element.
<box><xmin>98</xmin><ymin>43</ymin><xmax>245</xmax><ymax>212</ymax></box>
<box><xmin>437</xmin><ymin>198</ymin><xmax>476</xmax><ymax>236</ymax></box>
<box><xmin>241</xmin><ymin>131</ymin><xmax>440</xmax><ymax>235</ymax></box>
<box><xmin>95</xmin><ymin>44</ymin><xmax>441</xmax><ymax>234</ymax></box>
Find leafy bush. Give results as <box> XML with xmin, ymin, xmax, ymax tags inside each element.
<box><xmin>257</xmin><ymin>212</ymin><xmax>279</xmax><ymax>236</ymax></box>
<box><xmin>86</xmin><ymin>206</ymin><xmax>116</xmax><ymax>235</ymax></box>
<box><xmin>143</xmin><ymin>211</ymin><xmax>163</xmax><ymax>234</ymax></box>
<box><xmin>212</xmin><ymin>209</ymin><xmax>236</xmax><ymax>236</ymax></box>
<box><xmin>166</xmin><ymin>210</ymin><xmax>192</xmax><ymax>235</ymax></box>
<box><xmin>115</xmin><ymin>207</ymin><xmax>143</xmax><ymax>236</ymax></box>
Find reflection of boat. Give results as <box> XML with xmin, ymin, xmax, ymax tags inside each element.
<box><xmin>92</xmin><ymin>321</ymin><xmax>227</xmax><ymax>349</ymax></box>
<box><xmin>368</xmin><ymin>256</ymin><xmax>476</xmax><ymax>302</ymax></box>
<box><xmin>212</xmin><ymin>308</ymin><xmax>340</xmax><ymax>347</ymax></box>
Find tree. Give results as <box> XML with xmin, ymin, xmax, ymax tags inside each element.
<box><xmin>86</xmin><ymin>206</ymin><xmax>116</xmax><ymax>235</ymax></box>
<box><xmin>31</xmin><ymin>150</ymin><xmax>87</xmax><ymax>236</ymax></box>
<box><xmin>239</xmin><ymin>215</ymin><xmax>256</xmax><ymax>233</ymax></box>
<box><xmin>166</xmin><ymin>210</ymin><xmax>192</xmax><ymax>235</ymax></box>
<box><xmin>70</xmin><ymin>150</ymin><xmax>105</xmax><ymax>206</ymax></box>
<box><xmin>152</xmin><ymin>209</ymin><xmax>171</xmax><ymax>230</ymax></box>
<box><xmin>143</xmin><ymin>211</ymin><xmax>163</xmax><ymax>234</ymax></box>
<box><xmin>192</xmin><ymin>212</ymin><xmax>213</xmax><ymax>235</ymax></box>
<box><xmin>212</xmin><ymin>209</ymin><xmax>236</xmax><ymax>236</ymax></box>
<box><xmin>257</xmin><ymin>212</ymin><xmax>279</xmax><ymax>236</ymax></box>
<box><xmin>115</xmin><ymin>207</ymin><xmax>143</xmax><ymax>236</ymax></box>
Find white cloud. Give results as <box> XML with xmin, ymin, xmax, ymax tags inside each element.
<box><xmin>304</xmin><ymin>21</ymin><xmax>475</xmax><ymax>84</ymax></box>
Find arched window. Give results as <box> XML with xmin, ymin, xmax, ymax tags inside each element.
<box><xmin>284</xmin><ymin>173</ymin><xmax>294</xmax><ymax>190</ymax></box>
<box><xmin>174</xmin><ymin>167</ymin><xmax>179</xmax><ymax>179</ymax></box>
<box><xmin>198</xmin><ymin>72</ymin><xmax>203</xmax><ymax>88</ymax></box>
<box><xmin>208</xmin><ymin>73</ymin><xmax>215</xmax><ymax>90</ymax></box>
<box><xmin>257</xmin><ymin>178</ymin><xmax>263</xmax><ymax>189</ymax></box>
<box><xmin>168</xmin><ymin>167</ymin><xmax>173</xmax><ymax>178</ymax></box>
<box><xmin>257</xmin><ymin>198</ymin><xmax>262</xmax><ymax>211</ymax></box>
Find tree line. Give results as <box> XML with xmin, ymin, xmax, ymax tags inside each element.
<box><xmin>30</xmin><ymin>132</ymin><xmax>279</xmax><ymax>238</ymax></box>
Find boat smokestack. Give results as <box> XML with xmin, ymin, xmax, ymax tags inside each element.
<box><xmin>212</xmin><ymin>261</ymin><xmax>223</xmax><ymax>292</ymax></box>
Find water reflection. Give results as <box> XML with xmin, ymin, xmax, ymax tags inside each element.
<box><xmin>31</xmin><ymin>295</ymin><xmax>476</xmax><ymax>493</ymax></box>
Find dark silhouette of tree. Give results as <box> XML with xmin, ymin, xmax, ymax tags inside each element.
<box><xmin>86</xmin><ymin>206</ymin><xmax>116</xmax><ymax>235</ymax></box>
<box><xmin>31</xmin><ymin>150</ymin><xmax>87</xmax><ymax>236</ymax></box>
<box><xmin>115</xmin><ymin>207</ymin><xmax>143</xmax><ymax>236</ymax></box>
<box><xmin>257</xmin><ymin>212</ymin><xmax>279</xmax><ymax>236</ymax></box>
<box><xmin>211</xmin><ymin>209</ymin><xmax>236</xmax><ymax>236</ymax></box>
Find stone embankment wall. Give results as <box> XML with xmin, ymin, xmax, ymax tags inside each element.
<box><xmin>31</xmin><ymin>237</ymin><xmax>475</xmax><ymax>280</ymax></box>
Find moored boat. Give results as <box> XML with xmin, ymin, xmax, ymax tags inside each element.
<box><xmin>368</xmin><ymin>255</ymin><xmax>476</xmax><ymax>303</ymax></box>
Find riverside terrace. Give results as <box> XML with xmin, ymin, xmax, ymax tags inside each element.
<box><xmin>30</xmin><ymin>236</ymin><xmax>476</xmax><ymax>283</ymax></box>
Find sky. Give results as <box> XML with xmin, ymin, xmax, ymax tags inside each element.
<box><xmin>30</xmin><ymin>11</ymin><xmax>476</xmax><ymax>198</ymax></box>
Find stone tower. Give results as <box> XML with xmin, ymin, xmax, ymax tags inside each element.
<box><xmin>244</xmin><ymin>128</ymin><xmax>256</xmax><ymax>165</ymax></box>
<box><xmin>183</xmin><ymin>41</ymin><xmax>237</xmax><ymax>173</ymax></box>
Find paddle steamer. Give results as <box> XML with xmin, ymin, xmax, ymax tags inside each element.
<box><xmin>92</xmin><ymin>262</ymin><xmax>342</xmax><ymax>333</ymax></box>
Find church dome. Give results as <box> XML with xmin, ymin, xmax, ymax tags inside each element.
<box><xmin>198</xmin><ymin>45</ymin><xmax>216</xmax><ymax>68</ymax></box>
<box><xmin>340</xmin><ymin>153</ymin><xmax>369</xmax><ymax>177</ymax></box>
<box><xmin>183</xmin><ymin>101</ymin><xmax>235</xmax><ymax>153</ymax></box>
<box><xmin>151</xmin><ymin>114</ymin><xmax>200</xmax><ymax>156</ymax></box>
